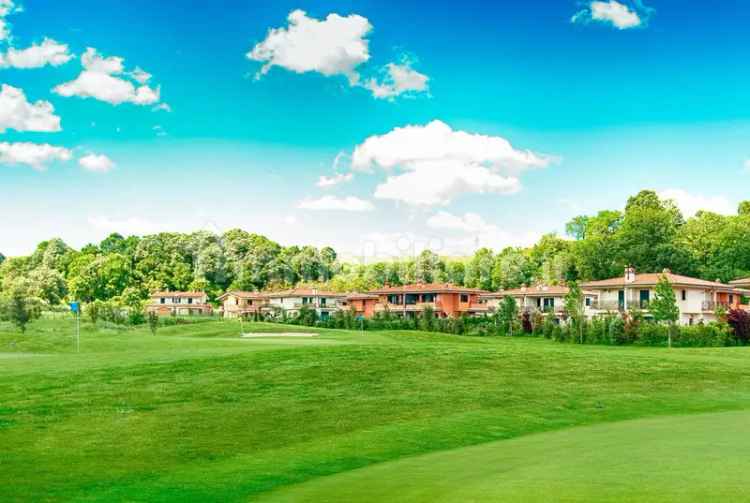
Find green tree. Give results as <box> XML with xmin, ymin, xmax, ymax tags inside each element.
<box><xmin>0</xmin><ymin>280</ymin><xmax>43</xmax><ymax>333</ymax></box>
<box><xmin>650</xmin><ymin>274</ymin><xmax>680</xmax><ymax>347</ymax></box>
<box><xmin>564</xmin><ymin>281</ymin><xmax>585</xmax><ymax>343</ymax></box>
<box><xmin>498</xmin><ymin>296</ymin><xmax>518</xmax><ymax>336</ymax></box>
<box><xmin>148</xmin><ymin>311</ymin><xmax>159</xmax><ymax>336</ymax></box>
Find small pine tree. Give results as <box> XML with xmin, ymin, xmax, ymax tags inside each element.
<box><xmin>498</xmin><ymin>296</ymin><xmax>518</xmax><ymax>336</ymax></box>
<box><xmin>148</xmin><ymin>311</ymin><xmax>159</xmax><ymax>336</ymax></box>
<box><xmin>564</xmin><ymin>281</ymin><xmax>585</xmax><ymax>343</ymax></box>
<box><xmin>651</xmin><ymin>274</ymin><xmax>679</xmax><ymax>347</ymax></box>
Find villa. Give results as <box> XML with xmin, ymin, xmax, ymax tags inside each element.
<box><xmin>582</xmin><ymin>267</ymin><xmax>743</xmax><ymax>325</ymax></box>
<box><xmin>218</xmin><ymin>291</ymin><xmax>269</xmax><ymax>319</ymax></box>
<box><xmin>340</xmin><ymin>293</ymin><xmax>380</xmax><ymax>319</ymax></box>
<box><xmin>265</xmin><ymin>288</ymin><xmax>346</xmax><ymax>320</ymax></box>
<box><xmin>481</xmin><ymin>285</ymin><xmax>598</xmax><ymax>322</ymax></box>
<box><xmin>146</xmin><ymin>291</ymin><xmax>213</xmax><ymax>316</ymax></box>
<box><xmin>367</xmin><ymin>283</ymin><xmax>489</xmax><ymax>318</ymax></box>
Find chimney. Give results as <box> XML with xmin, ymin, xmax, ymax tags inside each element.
<box><xmin>625</xmin><ymin>266</ymin><xmax>636</xmax><ymax>283</ymax></box>
<box><xmin>663</xmin><ymin>268</ymin><xmax>672</xmax><ymax>274</ymax></box>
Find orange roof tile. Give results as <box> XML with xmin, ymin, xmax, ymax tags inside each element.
<box><xmin>369</xmin><ymin>283</ymin><xmax>488</xmax><ymax>295</ymax></box>
<box><xmin>151</xmin><ymin>291</ymin><xmax>207</xmax><ymax>298</ymax></box>
<box><xmin>581</xmin><ymin>272</ymin><xmax>735</xmax><ymax>291</ymax></box>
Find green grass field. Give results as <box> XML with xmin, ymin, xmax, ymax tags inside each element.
<box><xmin>2</xmin><ymin>318</ymin><xmax>750</xmax><ymax>502</ymax></box>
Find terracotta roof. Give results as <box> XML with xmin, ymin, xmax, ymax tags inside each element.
<box><xmin>730</xmin><ymin>277</ymin><xmax>750</xmax><ymax>286</ymax></box>
<box><xmin>581</xmin><ymin>272</ymin><xmax>735</xmax><ymax>291</ymax></box>
<box><xmin>369</xmin><ymin>283</ymin><xmax>488</xmax><ymax>295</ymax></box>
<box><xmin>264</xmin><ymin>288</ymin><xmax>345</xmax><ymax>298</ymax></box>
<box><xmin>151</xmin><ymin>291</ymin><xmax>207</xmax><ymax>298</ymax></box>
<box><xmin>481</xmin><ymin>285</ymin><xmax>597</xmax><ymax>299</ymax></box>
<box><xmin>217</xmin><ymin>291</ymin><xmax>268</xmax><ymax>301</ymax></box>
<box><xmin>345</xmin><ymin>292</ymin><xmax>380</xmax><ymax>300</ymax></box>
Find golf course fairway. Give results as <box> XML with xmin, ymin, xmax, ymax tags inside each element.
<box><xmin>261</xmin><ymin>410</ymin><xmax>750</xmax><ymax>502</ymax></box>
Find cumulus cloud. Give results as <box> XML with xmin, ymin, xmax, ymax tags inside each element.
<box><xmin>0</xmin><ymin>142</ymin><xmax>72</xmax><ymax>169</ymax></box>
<box><xmin>249</xmin><ymin>9</ymin><xmax>428</xmax><ymax>99</ymax></box>
<box><xmin>297</xmin><ymin>195</ymin><xmax>375</xmax><ymax>212</ymax></box>
<box><xmin>0</xmin><ymin>0</ymin><xmax>20</xmax><ymax>42</ymax></box>
<box><xmin>0</xmin><ymin>38</ymin><xmax>73</xmax><ymax>69</ymax></box>
<box><xmin>658</xmin><ymin>189</ymin><xmax>733</xmax><ymax>218</ymax></box>
<box><xmin>426</xmin><ymin>211</ymin><xmax>541</xmax><ymax>254</ymax></box>
<box><xmin>53</xmin><ymin>48</ymin><xmax>164</xmax><ymax>107</ymax></box>
<box><xmin>366</xmin><ymin>62</ymin><xmax>429</xmax><ymax>100</ymax></box>
<box><xmin>572</xmin><ymin>1</ymin><xmax>653</xmax><ymax>30</ymax></box>
<box><xmin>79</xmin><ymin>153</ymin><xmax>115</xmax><ymax>173</ymax></box>
<box><xmin>351</xmin><ymin>120</ymin><xmax>553</xmax><ymax>206</ymax></box>
<box><xmin>0</xmin><ymin>84</ymin><xmax>61</xmax><ymax>132</ymax></box>
<box><xmin>317</xmin><ymin>172</ymin><xmax>353</xmax><ymax>188</ymax></box>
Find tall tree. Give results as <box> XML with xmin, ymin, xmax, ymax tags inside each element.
<box><xmin>651</xmin><ymin>274</ymin><xmax>680</xmax><ymax>347</ymax></box>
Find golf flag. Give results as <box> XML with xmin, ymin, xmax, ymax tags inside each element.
<box><xmin>70</xmin><ymin>302</ymin><xmax>80</xmax><ymax>314</ymax></box>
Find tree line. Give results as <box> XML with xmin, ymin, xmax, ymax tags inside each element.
<box><xmin>2</xmin><ymin>190</ymin><xmax>750</xmax><ymax>314</ymax></box>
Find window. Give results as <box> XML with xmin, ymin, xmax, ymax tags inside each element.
<box><xmin>387</xmin><ymin>294</ymin><xmax>402</xmax><ymax>304</ymax></box>
<box><xmin>248</xmin><ymin>299</ymin><xmax>253</xmax><ymax>306</ymax></box>
<box><xmin>405</xmin><ymin>294</ymin><xmax>418</xmax><ymax>305</ymax></box>
<box><xmin>543</xmin><ymin>298</ymin><xmax>554</xmax><ymax>311</ymax></box>
<box><xmin>320</xmin><ymin>298</ymin><xmax>327</xmax><ymax>306</ymax></box>
<box><xmin>585</xmin><ymin>297</ymin><xmax>592</xmax><ymax>307</ymax></box>
<box><xmin>681</xmin><ymin>290</ymin><xmax>687</xmax><ymax>301</ymax></box>
<box><xmin>188</xmin><ymin>298</ymin><xmax>193</xmax><ymax>305</ymax></box>
<box><xmin>422</xmin><ymin>293</ymin><xmax>435</xmax><ymax>302</ymax></box>
<box><xmin>173</xmin><ymin>297</ymin><xmax>180</xmax><ymax>304</ymax></box>
<box><xmin>460</xmin><ymin>294</ymin><xmax>469</xmax><ymax>303</ymax></box>
<box><xmin>639</xmin><ymin>290</ymin><xmax>650</xmax><ymax>308</ymax></box>
<box><xmin>536</xmin><ymin>298</ymin><xmax>542</xmax><ymax>308</ymax></box>
<box><xmin>236</xmin><ymin>299</ymin><xmax>239</xmax><ymax>305</ymax></box>
<box><xmin>730</xmin><ymin>294</ymin><xmax>735</xmax><ymax>304</ymax></box>
<box><xmin>160</xmin><ymin>298</ymin><xmax>165</xmax><ymax>304</ymax></box>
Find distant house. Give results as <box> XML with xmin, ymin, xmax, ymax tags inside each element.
<box><xmin>582</xmin><ymin>267</ymin><xmax>743</xmax><ymax>325</ymax></box>
<box><xmin>265</xmin><ymin>289</ymin><xmax>346</xmax><ymax>320</ymax></box>
<box><xmin>217</xmin><ymin>291</ymin><xmax>269</xmax><ymax>319</ymax></box>
<box><xmin>481</xmin><ymin>284</ymin><xmax>598</xmax><ymax>322</ymax></box>
<box><xmin>147</xmin><ymin>291</ymin><xmax>212</xmax><ymax>316</ymax></box>
<box><xmin>367</xmin><ymin>283</ymin><xmax>489</xmax><ymax>318</ymax></box>
<box><xmin>340</xmin><ymin>293</ymin><xmax>380</xmax><ymax>319</ymax></box>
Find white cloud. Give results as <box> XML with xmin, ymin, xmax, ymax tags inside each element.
<box><xmin>249</xmin><ymin>10</ymin><xmax>428</xmax><ymax>99</ymax></box>
<box><xmin>427</xmin><ymin>211</ymin><xmax>498</xmax><ymax>234</ymax></box>
<box><xmin>0</xmin><ymin>84</ymin><xmax>61</xmax><ymax>132</ymax></box>
<box><xmin>129</xmin><ymin>67</ymin><xmax>151</xmax><ymax>84</ymax></box>
<box><xmin>366</xmin><ymin>62</ymin><xmax>429</xmax><ymax>100</ymax></box>
<box><xmin>351</xmin><ymin>120</ymin><xmax>553</xmax><ymax>206</ymax></box>
<box><xmin>0</xmin><ymin>38</ymin><xmax>73</xmax><ymax>69</ymax></box>
<box><xmin>658</xmin><ymin>189</ymin><xmax>733</xmax><ymax>217</ymax></box>
<box><xmin>0</xmin><ymin>0</ymin><xmax>20</xmax><ymax>42</ymax></box>
<box><xmin>374</xmin><ymin>161</ymin><xmax>521</xmax><ymax>206</ymax></box>
<box><xmin>152</xmin><ymin>103</ymin><xmax>171</xmax><ymax>112</ymax></box>
<box><xmin>743</xmin><ymin>159</ymin><xmax>750</xmax><ymax>172</ymax></box>
<box><xmin>53</xmin><ymin>48</ymin><xmax>164</xmax><ymax>106</ymax></box>
<box><xmin>249</xmin><ymin>9</ymin><xmax>371</xmax><ymax>83</ymax></box>
<box><xmin>0</xmin><ymin>142</ymin><xmax>72</xmax><ymax>170</ymax></box>
<box><xmin>297</xmin><ymin>195</ymin><xmax>374</xmax><ymax>212</ymax></box>
<box><xmin>317</xmin><ymin>172</ymin><xmax>353</xmax><ymax>188</ymax></box>
<box><xmin>88</xmin><ymin>216</ymin><xmax>164</xmax><ymax>235</ymax></box>
<box><xmin>572</xmin><ymin>1</ymin><xmax>650</xmax><ymax>30</ymax></box>
<box><xmin>426</xmin><ymin>210</ymin><xmax>541</xmax><ymax>254</ymax></box>
<box><xmin>79</xmin><ymin>153</ymin><xmax>115</xmax><ymax>173</ymax></box>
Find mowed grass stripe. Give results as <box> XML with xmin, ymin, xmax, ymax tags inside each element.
<box><xmin>1</xmin><ymin>320</ymin><xmax>749</xmax><ymax>501</ymax></box>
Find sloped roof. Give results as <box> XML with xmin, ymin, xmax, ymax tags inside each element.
<box><xmin>217</xmin><ymin>291</ymin><xmax>268</xmax><ymax>301</ymax></box>
<box><xmin>730</xmin><ymin>277</ymin><xmax>750</xmax><ymax>286</ymax></box>
<box><xmin>345</xmin><ymin>292</ymin><xmax>380</xmax><ymax>300</ymax></box>
<box><xmin>151</xmin><ymin>291</ymin><xmax>206</xmax><ymax>298</ymax></box>
<box><xmin>265</xmin><ymin>288</ymin><xmax>345</xmax><ymax>298</ymax></box>
<box><xmin>581</xmin><ymin>272</ymin><xmax>735</xmax><ymax>291</ymax></box>
<box><xmin>369</xmin><ymin>283</ymin><xmax>488</xmax><ymax>295</ymax></box>
<box><xmin>481</xmin><ymin>285</ymin><xmax>597</xmax><ymax>298</ymax></box>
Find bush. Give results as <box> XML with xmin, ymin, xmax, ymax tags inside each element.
<box><xmin>727</xmin><ymin>309</ymin><xmax>750</xmax><ymax>345</ymax></box>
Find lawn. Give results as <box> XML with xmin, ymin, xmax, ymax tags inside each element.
<box><xmin>1</xmin><ymin>317</ymin><xmax>750</xmax><ymax>502</ymax></box>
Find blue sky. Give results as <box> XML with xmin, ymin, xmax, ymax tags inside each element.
<box><xmin>1</xmin><ymin>0</ymin><xmax>749</xmax><ymax>259</ymax></box>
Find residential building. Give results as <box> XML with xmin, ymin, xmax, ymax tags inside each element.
<box><xmin>265</xmin><ymin>288</ymin><xmax>346</xmax><ymax>320</ymax></box>
<box><xmin>582</xmin><ymin>267</ymin><xmax>742</xmax><ymax>325</ymax></box>
<box><xmin>481</xmin><ymin>284</ymin><xmax>598</xmax><ymax>321</ymax></box>
<box><xmin>147</xmin><ymin>291</ymin><xmax>212</xmax><ymax>316</ymax></box>
<box><xmin>217</xmin><ymin>291</ymin><xmax>269</xmax><ymax>319</ymax></box>
<box><xmin>340</xmin><ymin>293</ymin><xmax>380</xmax><ymax>319</ymax></box>
<box><xmin>367</xmin><ymin>283</ymin><xmax>489</xmax><ymax>318</ymax></box>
